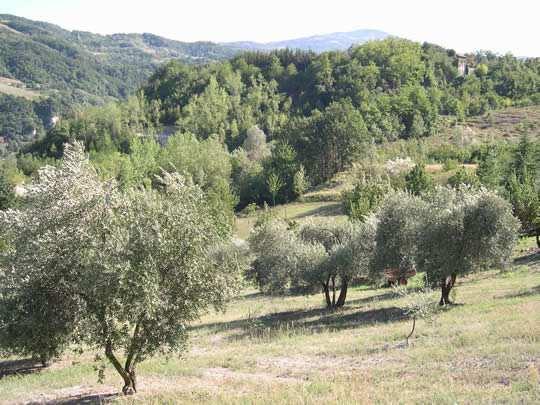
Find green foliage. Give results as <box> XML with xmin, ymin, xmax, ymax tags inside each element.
<box><xmin>297</xmin><ymin>219</ymin><xmax>376</xmax><ymax>306</ymax></box>
<box><xmin>342</xmin><ymin>177</ymin><xmax>392</xmax><ymax>221</ymax></box>
<box><xmin>510</xmin><ymin>135</ymin><xmax>538</xmax><ymax>183</ymax></box>
<box><xmin>475</xmin><ymin>136</ymin><xmax>539</xmax><ymax>240</ymax></box>
<box><xmin>507</xmin><ymin>173</ymin><xmax>540</xmax><ymax>237</ymax></box>
<box><xmin>283</xmin><ymin>100</ymin><xmax>369</xmax><ymax>183</ymax></box>
<box><xmin>248</xmin><ymin>218</ymin><xmax>376</xmax><ymax>308</ymax></box>
<box><xmin>248</xmin><ymin>220</ymin><xmax>310</xmax><ymax>294</ymax></box>
<box><xmin>405</xmin><ymin>164</ymin><xmax>433</xmax><ymax>195</ymax></box>
<box><xmin>160</xmin><ymin>133</ymin><xmax>236</xmax><ymax>232</ymax></box>
<box><xmin>0</xmin><ymin>14</ymin><xmax>237</xmax><ymax>150</ymax></box>
<box><xmin>231</xmin><ymin>147</ymin><xmax>266</xmax><ymax>209</ymax></box>
<box><xmin>443</xmin><ymin>159</ymin><xmax>459</xmax><ymax>171</ymax></box>
<box><xmin>29</xmin><ymin>94</ymin><xmax>155</xmax><ymax>159</ymax></box>
<box><xmin>293</xmin><ymin>165</ymin><xmax>309</xmax><ymax>199</ymax></box>
<box><xmin>10</xmin><ymin>33</ymin><xmax>540</xmax><ymax>212</ymax></box>
<box><xmin>476</xmin><ymin>143</ymin><xmax>510</xmax><ymax>189</ymax></box>
<box><xmin>373</xmin><ymin>187</ymin><xmax>519</xmax><ymax>304</ymax></box>
<box><xmin>0</xmin><ymin>94</ymin><xmax>45</xmax><ymax>150</ymax></box>
<box><xmin>0</xmin><ymin>143</ymin><xmax>242</xmax><ymax>393</ymax></box>
<box><xmin>393</xmin><ymin>279</ymin><xmax>438</xmax><ymax>345</ymax></box>
<box><xmin>372</xmin><ymin>192</ymin><xmax>426</xmax><ymax>279</ymax></box>
<box><xmin>266</xmin><ymin>173</ymin><xmax>284</xmax><ymax>207</ymax></box>
<box><xmin>417</xmin><ymin>187</ymin><xmax>520</xmax><ymax>285</ymax></box>
<box><xmin>0</xmin><ymin>170</ymin><xmax>15</xmax><ymax>209</ymax></box>
<box><xmin>448</xmin><ymin>167</ymin><xmax>480</xmax><ymax>188</ymax></box>
<box><xmin>243</xmin><ymin>126</ymin><xmax>272</xmax><ymax>162</ymax></box>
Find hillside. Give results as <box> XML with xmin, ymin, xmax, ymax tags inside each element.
<box><xmin>0</xmin><ymin>15</ymin><xmax>395</xmax><ymax>151</ymax></box>
<box><xmin>0</xmin><ymin>14</ymin><xmax>235</xmax><ymax>95</ymax></box>
<box><xmin>0</xmin><ymin>14</ymin><xmax>238</xmax><ymax>149</ymax></box>
<box><xmin>225</xmin><ymin>29</ymin><xmax>389</xmax><ymax>53</ymax></box>
<box><xmin>234</xmin><ymin>104</ymin><xmax>540</xmax><ymax>239</ymax></box>
<box><xmin>1</xmin><ymin>239</ymin><xmax>538</xmax><ymax>403</ymax></box>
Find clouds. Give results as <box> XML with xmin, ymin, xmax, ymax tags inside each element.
<box><xmin>4</xmin><ymin>0</ymin><xmax>539</xmax><ymax>56</ymax></box>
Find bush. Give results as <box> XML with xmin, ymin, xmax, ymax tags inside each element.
<box><xmin>342</xmin><ymin>177</ymin><xmax>392</xmax><ymax>221</ymax></box>
<box><xmin>448</xmin><ymin>167</ymin><xmax>480</xmax><ymax>188</ymax></box>
<box><xmin>405</xmin><ymin>164</ymin><xmax>433</xmax><ymax>196</ymax></box>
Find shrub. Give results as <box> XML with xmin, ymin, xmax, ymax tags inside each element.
<box><xmin>405</xmin><ymin>164</ymin><xmax>433</xmax><ymax>196</ymax></box>
<box><xmin>342</xmin><ymin>177</ymin><xmax>392</xmax><ymax>222</ymax></box>
<box><xmin>448</xmin><ymin>167</ymin><xmax>480</xmax><ymax>188</ymax></box>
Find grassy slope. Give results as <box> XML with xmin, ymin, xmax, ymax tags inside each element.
<box><xmin>0</xmin><ymin>83</ymin><xmax>40</xmax><ymax>99</ymax></box>
<box><xmin>415</xmin><ymin>106</ymin><xmax>540</xmax><ymax>148</ymax></box>
<box><xmin>234</xmin><ymin>201</ymin><xmax>346</xmax><ymax>240</ymax></box>
<box><xmin>0</xmin><ymin>78</ymin><xmax>41</xmax><ymax>99</ymax></box>
<box><xmin>2</xmin><ymin>106</ymin><xmax>540</xmax><ymax>403</ymax></box>
<box><xmin>0</xmin><ymin>239</ymin><xmax>539</xmax><ymax>404</ymax></box>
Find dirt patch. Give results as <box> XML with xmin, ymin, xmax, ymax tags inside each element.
<box><xmin>256</xmin><ymin>353</ymin><xmax>400</xmax><ymax>377</ymax></box>
<box><xmin>203</xmin><ymin>367</ymin><xmax>300</xmax><ymax>384</ymax></box>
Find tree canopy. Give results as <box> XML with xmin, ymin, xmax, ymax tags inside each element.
<box><xmin>0</xmin><ymin>143</ymin><xmax>244</xmax><ymax>393</ymax></box>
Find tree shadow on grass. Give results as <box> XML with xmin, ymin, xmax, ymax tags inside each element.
<box><xmin>345</xmin><ymin>291</ymin><xmax>397</xmax><ymax>307</ymax></box>
<box><xmin>496</xmin><ymin>284</ymin><xmax>540</xmax><ymax>300</ymax></box>
<box><xmin>192</xmin><ymin>299</ymin><xmax>407</xmax><ymax>342</ymax></box>
<box><xmin>40</xmin><ymin>392</ymin><xmax>118</xmax><ymax>405</ymax></box>
<box><xmin>0</xmin><ymin>359</ymin><xmax>46</xmax><ymax>380</ymax></box>
<box><xmin>514</xmin><ymin>251</ymin><xmax>540</xmax><ymax>267</ymax></box>
<box><xmin>238</xmin><ymin>291</ymin><xmax>264</xmax><ymax>301</ymax></box>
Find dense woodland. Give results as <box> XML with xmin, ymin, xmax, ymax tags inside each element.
<box><xmin>3</xmin><ymin>38</ymin><xmax>537</xmax><ymax>207</ymax></box>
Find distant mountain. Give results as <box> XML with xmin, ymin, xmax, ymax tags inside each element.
<box><xmin>225</xmin><ymin>29</ymin><xmax>389</xmax><ymax>53</ymax></box>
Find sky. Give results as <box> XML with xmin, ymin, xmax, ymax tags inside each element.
<box><xmin>2</xmin><ymin>0</ymin><xmax>539</xmax><ymax>56</ymax></box>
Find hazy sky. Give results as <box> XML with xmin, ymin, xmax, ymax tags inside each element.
<box><xmin>2</xmin><ymin>0</ymin><xmax>539</xmax><ymax>56</ymax></box>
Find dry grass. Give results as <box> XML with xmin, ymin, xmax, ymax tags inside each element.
<box><xmin>1</xmin><ymin>239</ymin><xmax>539</xmax><ymax>404</ymax></box>
<box><xmin>0</xmin><ymin>78</ymin><xmax>41</xmax><ymax>100</ymax></box>
<box><xmin>437</xmin><ymin>106</ymin><xmax>540</xmax><ymax>145</ymax></box>
<box><xmin>234</xmin><ymin>201</ymin><xmax>346</xmax><ymax>240</ymax></box>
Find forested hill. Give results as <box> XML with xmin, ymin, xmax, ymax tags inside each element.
<box><xmin>0</xmin><ymin>14</ymin><xmax>237</xmax><ymax>150</ymax></box>
<box><xmin>0</xmin><ymin>14</ymin><xmax>390</xmax><ymax>151</ymax></box>
<box><xmin>0</xmin><ymin>14</ymin><xmax>235</xmax><ymax>95</ymax></box>
<box><xmin>16</xmin><ymin>37</ymin><xmax>538</xmax><ymax>217</ymax></box>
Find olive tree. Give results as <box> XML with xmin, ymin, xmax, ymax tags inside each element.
<box><xmin>374</xmin><ymin>188</ymin><xmax>519</xmax><ymax>305</ymax></box>
<box><xmin>372</xmin><ymin>191</ymin><xmax>426</xmax><ymax>283</ymax></box>
<box><xmin>417</xmin><ymin>187</ymin><xmax>520</xmax><ymax>305</ymax></box>
<box><xmin>298</xmin><ymin>219</ymin><xmax>376</xmax><ymax>309</ymax></box>
<box><xmin>0</xmin><ymin>143</ymin><xmax>243</xmax><ymax>394</ymax></box>
<box><xmin>248</xmin><ymin>218</ymin><xmax>375</xmax><ymax>309</ymax></box>
<box><xmin>248</xmin><ymin>220</ymin><xmax>320</xmax><ymax>294</ymax></box>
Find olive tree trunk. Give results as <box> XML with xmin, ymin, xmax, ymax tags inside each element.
<box><xmin>322</xmin><ymin>278</ymin><xmax>331</xmax><ymax>309</ymax></box>
<box><xmin>336</xmin><ymin>279</ymin><xmax>348</xmax><ymax>308</ymax></box>
<box><xmin>102</xmin><ymin>318</ymin><xmax>143</xmax><ymax>395</ymax></box>
<box><xmin>439</xmin><ymin>273</ymin><xmax>457</xmax><ymax>306</ymax></box>
<box><xmin>105</xmin><ymin>340</ymin><xmax>137</xmax><ymax>395</ymax></box>
<box><xmin>322</xmin><ymin>277</ymin><xmax>349</xmax><ymax>309</ymax></box>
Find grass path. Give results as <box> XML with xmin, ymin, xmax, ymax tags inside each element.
<box><xmin>234</xmin><ymin>201</ymin><xmax>346</xmax><ymax>240</ymax></box>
